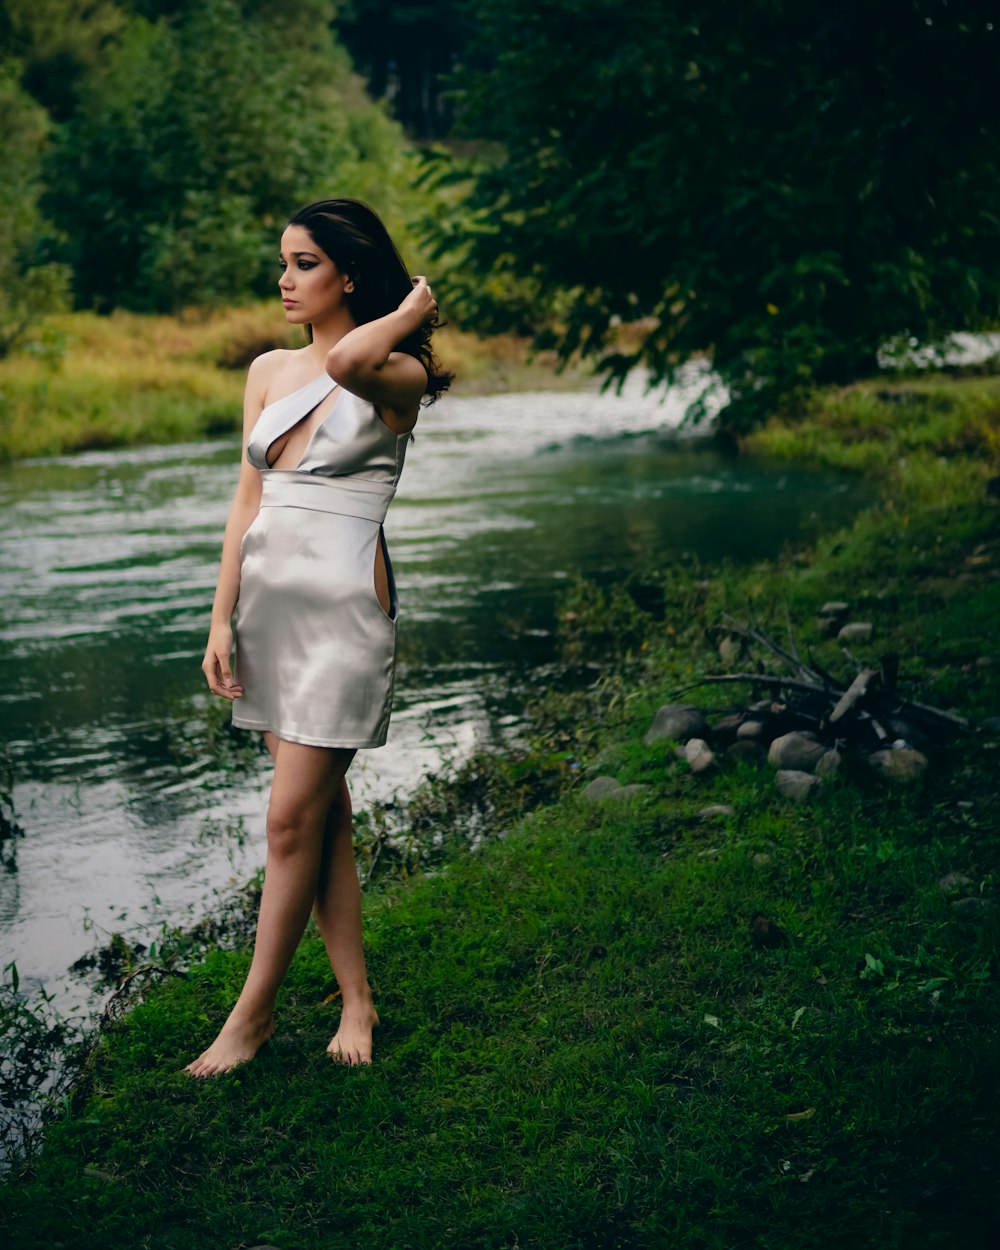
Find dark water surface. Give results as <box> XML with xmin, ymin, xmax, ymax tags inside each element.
<box><xmin>0</xmin><ymin>373</ymin><xmax>870</xmax><ymax>1012</ymax></box>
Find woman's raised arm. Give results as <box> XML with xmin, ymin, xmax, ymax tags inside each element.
<box><xmin>324</xmin><ymin>277</ymin><xmax>436</xmax><ymax>431</ymax></box>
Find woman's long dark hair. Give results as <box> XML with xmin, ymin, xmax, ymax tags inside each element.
<box><xmin>287</xmin><ymin>197</ymin><xmax>453</xmax><ymax>403</ymax></box>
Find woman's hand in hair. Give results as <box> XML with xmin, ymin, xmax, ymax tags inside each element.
<box><xmin>399</xmin><ymin>276</ymin><xmax>438</xmax><ymax>327</ymax></box>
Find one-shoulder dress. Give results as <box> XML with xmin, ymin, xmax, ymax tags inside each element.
<box><xmin>232</xmin><ymin>372</ymin><xmax>413</xmax><ymax>748</ymax></box>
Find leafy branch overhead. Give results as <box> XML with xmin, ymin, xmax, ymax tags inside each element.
<box><xmin>423</xmin><ymin>0</ymin><xmax>1000</xmax><ymax>429</ymax></box>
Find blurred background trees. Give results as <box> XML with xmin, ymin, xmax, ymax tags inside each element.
<box><xmin>1</xmin><ymin>0</ymin><xmax>997</xmax><ymax>427</ymax></box>
<box><xmin>1</xmin><ymin>0</ymin><xmax>420</xmax><ymax>315</ymax></box>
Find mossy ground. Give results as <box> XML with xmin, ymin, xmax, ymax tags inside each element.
<box><xmin>2</xmin><ymin>372</ymin><xmax>999</xmax><ymax>1249</ymax></box>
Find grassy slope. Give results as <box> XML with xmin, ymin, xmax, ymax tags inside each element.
<box><xmin>2</xmin><ymin>375</ymin><xmax>999</xmax><ymax>1250</ymax></box>
<box><xmin>0</xmin><ymin>307</ymin><xmax>600</xmax><ymax>461</ymax></box>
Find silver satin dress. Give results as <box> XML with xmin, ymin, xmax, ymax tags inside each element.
<box><xmin>232</xmin><ymin>372</ymin><xmax>412</xmax><ymax>748</ymax></box>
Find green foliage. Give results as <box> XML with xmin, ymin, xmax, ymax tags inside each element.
<box><xmin>0</xmin><ymin>65</ymin><xmax>71</xmax><ymax>357</ymax></box>
<box><xmin>424</xmin><ymin>0</ymin><xmax>1000</xmax><ymax>430</ymax></box>
<box><xmin>43</xmin><ymin>0</ymin><xmax>414</xmax><ymax>312</ymax></box>
<box><xmin>0</xmin><ymin>0</ymin><xmax>126</xmax><ymax>120</ymax></box>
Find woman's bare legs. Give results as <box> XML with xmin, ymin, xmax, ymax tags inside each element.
<box><xmin>185</xmin><ymin>736</ymin><xmax>353</xmax><ymax>1077</ymax></box>
<box><xmin>314</xmin><ymin>777</ymin><xmax>380</xmax><ymax>1064</ymax></box>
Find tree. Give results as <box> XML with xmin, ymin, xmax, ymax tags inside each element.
<box><xmin>47</xmin><ymin>0</ymin><xmax>410</xmax><ymax>312</ymax></box>
<box><xmin>0</xmin><ymin>65</ymin><xmax>70</xmax><ymax>357</ymax></box>
<box><xmin>0</xmin><ymin>0</ymin><xmax>126</xmax><ymax>120</ymax></box>
<box><xmin>334</xmin><ymin>0</ymin><xmax>468</xmax><ymax>138</ymax></box>
<box><xmin>425</xmin><ymin>0</ymin><xmax>1000</xmax><ymax>428</ymax></box>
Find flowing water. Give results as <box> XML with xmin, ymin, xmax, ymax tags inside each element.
<box><xmin>0</xmin><ymin>369</ymin><xmax>870</xmax><ymax>1021</ymax></box>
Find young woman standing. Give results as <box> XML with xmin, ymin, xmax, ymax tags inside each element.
<box><xmin>188</xmin><ymin>199</ymin><xmax>451</xmax><ymax>1077</ymax></box>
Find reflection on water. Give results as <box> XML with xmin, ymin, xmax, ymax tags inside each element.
<box><xmin>0</xmin><ymin>372</ymin><xmax>869</xmax><ymax>1007</ymax></box>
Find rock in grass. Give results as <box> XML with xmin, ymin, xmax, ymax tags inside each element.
<box><xmin>683</xmin><ymin>738</ymin><xmax>716</xmax><ymax>775</ymax></box>
<box><xmin>819</xmin><ymin>601</ymin><xmax>850</xmax><ymax>617</ymax></box>
<box><xmin>815</xmin><ymin>748</ymin><xmax>842</xmax><ymax>778</ymax></box>
<box><xmin>867</xmin><ymin>748</ymin><xmax>928</xmax><ymax>783</ymax></box>
<box><xmin>767</xmin><ymin>731</ymin><xmax>826</xmax><ymax>771</ymax></box>
<box><xmin>938</xmin><ymin>872</ymin><xmax>974</xmax><ymax>894</ymax></box>
<box><xmin>698</xmin><ymin>804</ymin><xmax>736</xmax><ymax>819</ymax></box>
<box><xmin>644</xmin><ymin>703</ymin><xmax>710</xmax><ymax>745</ymax></box>
<box><xmin>736</xmin><ymin>718</ymin><xmax>767</xmax><ymax>741</ymax></box>
<box><xmin>710</xmin><ymin>712</ymin><xmax>745</xmax><ymax>744</ymax></box>
<box><xmin>952</xmin><ymin>896</ymin><xmax>996</xmax><ymax>918</ymax></box>
<box><xmin>581</xmin><ymin>776</ymin><xmax>649</xmax><ymax>801</ymax></box>
<box><xmin>616</xmin><ymin>784</ymin><xmax>651</xmax><ymax>799</ymax></box>
<box><xmin>582</xmin><ymin>776</ymin><xmax>622</xmax><ymax>800</ymax></box>
<box><xmin>775</xmin><ymin>769</ymin><xmax>823</xmax><ymax>802</ymax></box>
<box><xmin>837</xmin><ymin>621</ymin><xmax>873</xmax><ymax>642</ymax></box>
<box><xmin>726</xmin><ymin>740</ymin><xmax>767</xmax><ymax>766</ymax></box>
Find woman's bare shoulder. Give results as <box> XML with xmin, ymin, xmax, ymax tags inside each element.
<box><xmin>247</xmin><ymin>347</ymin><xmax>300</xmax><ymax>386</ymax></box>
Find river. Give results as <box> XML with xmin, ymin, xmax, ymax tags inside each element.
<box><xmin>0</xmin><ymin>368</ymin><xmax>870</xmax><ymax>1027</ymax></box>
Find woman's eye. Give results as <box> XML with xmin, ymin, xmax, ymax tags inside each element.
<box><xmin>298</xmin><ymin>261</ymin><xmax>316</xmax><ymax>270</ymax></box>
<box><xmin>277</xmin><ymin>260</ymin><xmax>287</xmax><ymax>271</ymax></box>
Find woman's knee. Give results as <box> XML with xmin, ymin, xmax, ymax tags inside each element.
<box><xmin>265</xmin><ymin>797</ymin><xmax>321</xmax><ymax>858</ymax></box>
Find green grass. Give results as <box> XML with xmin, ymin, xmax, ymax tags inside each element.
<box><xmin>2</xmin><ymin>377</ymin><xmax>1000</xmax><ymax>1249</ymax></box>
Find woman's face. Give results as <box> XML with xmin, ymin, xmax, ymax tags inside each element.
<box><xmin>277</xmin><ymin>224</ymin><xmax>350</xmax><ymax>325</ymax></box>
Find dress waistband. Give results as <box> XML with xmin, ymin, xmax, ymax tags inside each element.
<box><xmin>259</xmin><ymin>472</ymin><xmax>396</xmax><ymax>524</ymax></box>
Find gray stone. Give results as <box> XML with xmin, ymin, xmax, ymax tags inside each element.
<box><xmin>698</xmin><ymin>804</ymin><xmax>736</xmax><ymax>819</ymax></box>
<box><xmin>768</xmin><ymin>731</ymin><xmax>826</xmax><ymax>771</ymax></box>
<box><xmin>867</xmin><ymin>748</ymin><xmax>928</xmax><ymax>783</ymax></box>
<box><xmin>938</xmin><ymin>872</ymin><xmax>974</xmax><ymax>895</ymax></box>
<box><xmin>727</xmin><ymin>740</ymin><xmax>768</xmax><ymax>766</ymax></box>
<box><xmin>736</xmin><ymin>719</ymin><xmax>767</xmax><ymax>741</ymax></box>
<box><xmin>837</xmin><ymin>621</ymin><xmax>873</xmax><ymax>642</ymax></box>
<box><xmin>683</xmin><ymin>738</ymin><xmax>717</xmax><ymax>775</ymax></box>
<box><xmin>582</xmin><ymin>776</ymin><xmax>649</xmax><ymax>802</ymax></box>
<box><xmin>645</xmin><ymin>703</ymin><xmax>710</xmax><ymax>745</ymax></box>
<box><xmin>719</xmin><ymin>635</ymin><xmax>740</xmax><ymax>664</ymax></box>
<box><xmin>581</xmin><ymin>776</ymin><xmax>623</xmax><ymax>800</ymax></box>
<box><xmin>752</xmin><ymin>852</ymin><xmax>773</xmax><ymax>867</ymax></box>
<box><xmin>775</xmin><ymin>769</ymin><xmax>824</xmax><ymax>802</ymax></box>
<box><xmin>819</xmin><ymin>601</ymin><xmax>850</xmax><ymax>617</ymax></box>
<box><xmin>952</xmin><ymin>896</ymin><xmax>996</xmax><ymax>918</ymax></box>
<box><xmin>616</xmin><ymin>783</ymin><xmax>652</xmax><ymax>800</ymax></box>
<box><xmin>815</xmin><ymin>749</ymin><xmax>842</xmax><ymax>778</ymax></box>
<box><xmin>710</xmin><ymin>713</ymin><xmax>745</xmax><ymax>743</ymax></box>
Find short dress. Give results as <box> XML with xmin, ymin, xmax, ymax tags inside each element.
<box><xmin>232</xmin><ymin>372</ymin><xmax>413</xmax><ymax>748</ymax></box>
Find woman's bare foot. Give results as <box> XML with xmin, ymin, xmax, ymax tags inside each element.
<box><xmin>184</xmin><ymin>1006</ymin><xmax>275</xmax><ymax>1078</ymax></box>
<box><xmin>327</xmin><ymin>1002</ymin><xmax>380</xmax><ymax>1066</ymax></box>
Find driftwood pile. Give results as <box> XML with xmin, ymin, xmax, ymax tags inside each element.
<box><xmin>644</xmin><ymin>604</ymin><xmax>974</xmax><ymax>800</ymax></box>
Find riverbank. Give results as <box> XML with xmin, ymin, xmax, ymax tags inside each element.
<box><xmin>2</xmin><ymin>373</ymin><xmax>999</xmax><ymax>1249</ymax></box>
<box><xmin>0</xmin><ymin>306</ymin><xmax>601</xmax><ymax>461</ymax></box>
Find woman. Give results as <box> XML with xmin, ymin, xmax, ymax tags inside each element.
<box><xmin>187</xmin><ymin>198</ymin><xmax>452</xmax><ymax>1077</ymax></box>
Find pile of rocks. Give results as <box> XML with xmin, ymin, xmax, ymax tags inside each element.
<box><xmin>580</xmin><ymin>607</ymin><xmax>982</xmax><ymax>804</ymax></box>
<box><xmin>642</xmin><ymin>700</ymin><xmax>933</xmax><ymax>801</ymax></box>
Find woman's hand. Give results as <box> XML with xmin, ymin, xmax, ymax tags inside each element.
<box><xmin>202</xmin><ymin>624</ymin><xmax>243</xmax><ymax>700</ymax></box>
<box><xmin>398</xmin><ymin>275</ymin><xmax>438</xmax><ymax>328</ymax></box>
